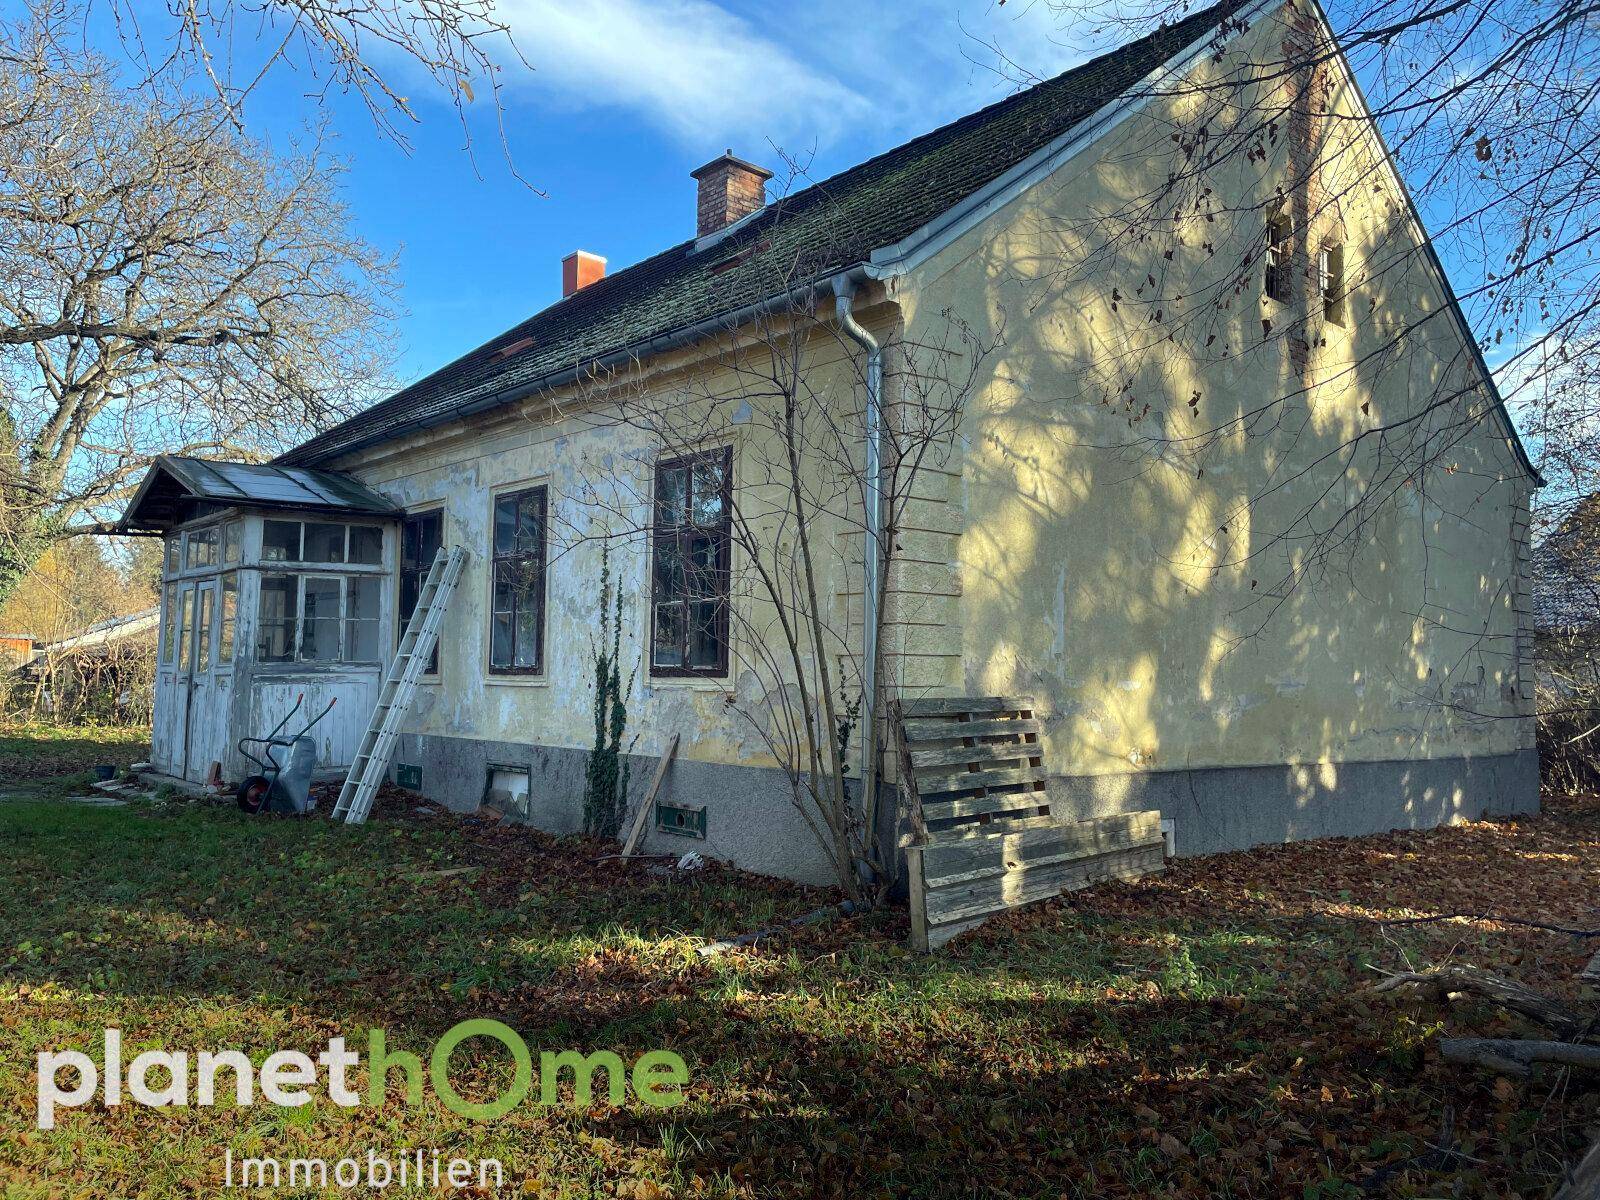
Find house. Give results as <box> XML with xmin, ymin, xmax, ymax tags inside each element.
<box><xmin>119</xmin><ymin>0</ymin><xmax>1539</xmax><ymax>885</ymax></box>
<box><xmin>13</xmin><ymin>609</ymin><xmax>160</xmax><ymax>724</ymax></box>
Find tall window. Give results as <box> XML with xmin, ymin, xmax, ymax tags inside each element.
<box><xmin>490</xmin><ymin>487</ymin><xmax>547</xmax><ymax>674</ymax></box>
<box><xmin>162</xmin><ymin>584</ymin><xmax>178</xmax><ymax>662</ymax></box>
<box><xmin>257</xmin><ymin>576</ymin><xmax>298</xmax><ymax>662</ymax></box>
<box><xmin>1265</xmin><ymin>210</ymin><xmax>1293</xmax><ymax>303</ymax></box>
<box><xmin>650</xmin><ymin>448</ymin><xmax>731</xmax><ymax>676</ymax></box>
<box><xmin>400</xmin><ymin>510</ymin><xmax>443</xmax><ymax>673</ymax></box>
<box><xmin>1320</xmin><ymin>243</ymin><xmax>1346</xmax><ymax>326</ymax></box>
<box><xmin>218</xmin><ymin>575</ymin><xmax>237</xmax><ymax>663</ymax></box>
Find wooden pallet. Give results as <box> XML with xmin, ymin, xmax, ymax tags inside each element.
<box><xmin>893</xmin><ymin>696</ymin><xmax>1166</xmax><ymax>951</ymax></box>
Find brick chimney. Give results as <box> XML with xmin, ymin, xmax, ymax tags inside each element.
<box><xmin>691</xmin><ymin>151</ymin><xmax>772</xmax><ymax>238</ymax></box>
<box><xmin>562</xmin><ymin>250</ymin><xmax>606</xmax><ymax>298</ymax></box>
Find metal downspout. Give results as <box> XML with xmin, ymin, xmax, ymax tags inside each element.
<box><xmin>832</xmin><ymin>273</ymin><xmax>883</xmax><ymax>868</ymax></box>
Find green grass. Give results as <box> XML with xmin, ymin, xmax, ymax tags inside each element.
<box><xmin>1</xmin><ymin>777</ymin><xmax>1597</xmax><ymax>1198</ymax></box>
<box><xmin>0</xmin><ymin>723</ymin><xmax>148</xmax><ymax>791</ymax></box>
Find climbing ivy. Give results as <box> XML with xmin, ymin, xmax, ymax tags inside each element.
<box><xmin>582</xmin><ymin>545</ymin><xmax>634</xmax><ymax>839</ymax></box>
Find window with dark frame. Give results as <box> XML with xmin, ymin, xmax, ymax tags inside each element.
<box><xmin>1320</xmin><ymin>243</ymin><xmax>1346</xmax><ymax>326</ymax></box>
<box><xmin>1265</xmin><ymin>210</ymin><xmax>1293</xmax><ymax>303</ymax></box>
<box><xmin>490</xmin><ymin>486</ymin><xmax>547</xmax><ymax>674</ymax></box>
<box><xmin>650</xmin><ymin>448</ymin><xmax>731</xmax><ymax>676</ymax></box>
<box><xmin>399</xmin><ymin>509</ymin><xmax>443</xmax><ymax>673</ymax></box>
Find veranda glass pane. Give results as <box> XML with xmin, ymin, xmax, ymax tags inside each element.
<box><xmin>218</xmin><ymin>576</ymin><xmax>237</xmax><ymax>662</ymax></box>
<box><xmin>178</xmin><ymin>589</ymin><xmax>195</xmax><ymax>670</ymax></box>
<box><xmin>300</xmin><ymin>577</ymin><xmax>341</xmax><ymax>662</ymax></box>
<box><xmin>303</xmin><ymin>522</ymin><xmax>347</xmax><ymax>563</ymax></box>
<box><xmin>186</xmin><ymin>526</ymin><xmax>218</xmax><ymax>569</ymax></box>
<box><xmin>162</xmin><ymin>584</ymin><xmax>178</xmax><ymax>662</ymax></box>
<box><xmin>348</xmin><ymin>525</ymin><xmax>382</xmax><ymax>565</ymax></box>
<box><xmin>195</xmin><ymin>589</ymin><xmax>214</xmax><ymax>667</ymax></box>
<box><xmin>222</xmin><ymin>522</ymin><xmax>241</xmax><ymax>564</ymax></box>
<box><xmin>344</xmin><ymin>577</ymin><xmax>380</xmax><ymax>661</ymax></box>
<box><xmin>261</xmin><ymin>521</ymin><xmax>301</xmax><ymax>562</ymax></box>
<box><xmin>257</xmin><ymin>575</ymin><xmax>298</xmax><ymax>662</ymax></box>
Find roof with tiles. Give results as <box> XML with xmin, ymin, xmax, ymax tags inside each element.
<box><xmin>278</xmin><ymin>0</ymin><xmax>1248</xmax><ymax>467</ymax></box>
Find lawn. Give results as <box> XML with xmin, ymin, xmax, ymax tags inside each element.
<box><xmin>2</xmin><ymin>780</ymin><xmax>1598</xmax><ymax>1198</ymax></box>
<box><xmin>0</xmin><ymin>723</ymin><xmax>149</xmax><ymax>788</ymax></box>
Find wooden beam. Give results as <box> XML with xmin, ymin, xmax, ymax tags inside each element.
<box><xmin>621</xmin><ymin>733</ymin><xmax>679</xmax><ymax>860</ymax></box>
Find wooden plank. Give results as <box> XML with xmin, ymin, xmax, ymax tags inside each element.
<box><xmin>909</xmin><ymin>738</ymin><xmax>1040</xmax><ymax>770</ymax></box>
<box><xmin>902</xmin><ymin>716</ymin><xmax>1042</xmax><ymax>743</ymax></box>
<box><xmin>907</xmin><ymin>843</ymin><xmax>930</xmax><ymax>952</ymax></box>
<box><xmin>900</xmin><ymin>696</ymin><xmax>1034</xmax><ymax>718</ymax></box>
<box><xmin>621</xmin><ymin>733</ymin><xmax>679</xmax><ymax>859</ymax></box>
<box><xmin>922</xmin><ymin>790</ymin><xmax>1050</xmax><ymax>822</ymax></box>
<box><xmin>889</xmin><ymin>698</ymin><xmax>929</xmax><ymax>846</ymax></box>
<box><xmin>917</xmin><ymin>763</ymin><xmax>1048</xmax><ymax>796</ymax></box>
<box><xmin>924</xmin><ymin>843</ymin><xmax>1165</xmax><ymax>927</ymax></box>
<box><xmin>903</xmin><ymin>812</ymin><xmax>1059</xmax><ymax>847</ymax></box>
<box><xmin>921</xmin><ymin>812</ymin><xmax>1164</xmax><ymax>884</ymax></box>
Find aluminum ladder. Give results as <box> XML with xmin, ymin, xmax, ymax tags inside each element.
<box><xmin>332</xmin><ymin>544</ymin><xmax>468</xmax><ymax>825</ymax></box>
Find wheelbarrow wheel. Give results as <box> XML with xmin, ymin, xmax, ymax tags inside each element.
<box><xmin>236</xmin><ymin>775</ymin><xmax>272</xmax><ymax>814</ymax></box>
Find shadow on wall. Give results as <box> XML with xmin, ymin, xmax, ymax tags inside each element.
<box><xmin>905</xmin><ymin>16</ymin><xmax>1530</xmax><ymax>845</ymax></box>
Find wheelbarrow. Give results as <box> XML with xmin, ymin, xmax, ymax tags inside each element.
<box><xmin>236</xmin><ymin>694</ymin><xmax>337</xmax><ymax>815</ymax></box>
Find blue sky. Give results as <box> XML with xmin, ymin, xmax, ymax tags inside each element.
<box><xmin>131</xmin><ymin>0</ymin><xmax>1107</xmax><ymax>385</ymax></box>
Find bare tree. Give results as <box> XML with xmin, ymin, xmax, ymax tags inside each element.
<box><xmin>44</xmin><ymin>0</ymin><xmax>522</xmax><ymax>164</ymax></box>
<box><xmin>540</xmin><ymin>205</ymin><xmax>994</xmax><ymax>898</ymax></box>
<box><xmin>0</xmin><ymin>12</ymin><xmax>397</xmax><ymax>600</ymax></box>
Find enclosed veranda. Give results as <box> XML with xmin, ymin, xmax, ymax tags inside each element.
<box><xmin>118</xmin><ymin>456</ymin><xmax>404</xmax><ymax>786</ymax></box>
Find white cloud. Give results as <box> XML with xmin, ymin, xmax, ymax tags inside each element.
<box><xmin>497</xmin><ymin>0</ymin><xmax>873</xmax><ymax>148</ymax></box>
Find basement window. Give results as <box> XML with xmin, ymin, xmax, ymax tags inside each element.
<box><xmin>650</xmin><ymin>448</ymin><xmax>732</xmax><ymax>677</ymax></box>
<box><xmin>1320</xmin><ymin>244</ymin><xmax>1346</xmax><ymax>326</ymax></box>
<box><xmin>1264</xmin><ymin>210</ymin><xmax>1293</xmax><ymax>303</ymax></box>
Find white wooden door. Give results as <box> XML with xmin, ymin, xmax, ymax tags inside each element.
<box><xmin>157</xmin><ymin>586</ymin><xmax>199</xmax><ymax>776</ymax></box>
<box><xmin>184</xmin><ymin>581</ymin><xmax>224</xmax><ymax>781</ymax></box>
